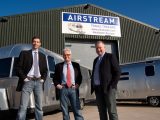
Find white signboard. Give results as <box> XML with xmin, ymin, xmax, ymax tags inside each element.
<box><xmin>62</xmin><ymin>12</ymin><xmax>121</xmax><ymax>37</ymax></box>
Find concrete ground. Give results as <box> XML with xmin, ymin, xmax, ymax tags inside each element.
<box><xmin>1</xmin><ymin>101</ymin><xmax>160</xmax><ymax>120</ymax></box>
<box><xmin>36</xmin><ymin>102</ymin><xmax>160</xmax><ymax>120</ymax></box>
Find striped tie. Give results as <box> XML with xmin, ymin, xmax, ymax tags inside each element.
<box><xmin>34</xmin><ymin>52</ymin><xmax>39</xmax><ymax>77</ymax></box>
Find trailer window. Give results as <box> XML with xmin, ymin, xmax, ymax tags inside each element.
<box><xmin>145</xmin><ymin>65</ymin><xmax>155</xmax><ymax>76</ymax></box>
<box><xmin>121</xmin><ymin>72</ymin><xmax>129</xmax><ymax>76</ymax></box>
<box><xmin>47</xmin><ymin>56</ymin><xmax>55</xmax><ymax>72</ymax></box>
<box><xmin>0</xmin><ymin>58</ymin><xmax>12</xmax><ymax>78</ymax></box>
<box><xmin>120</xmin><ymin>72</ymin><xmax>129</xmax><ymax>81</ymax></box>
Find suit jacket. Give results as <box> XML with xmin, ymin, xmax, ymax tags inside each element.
<box><xmin>53</xmin><ymin>61</ymin><xmax>82</xmax><ymax>100</ymax></box>
<box><xmin>91</xmin><ymin>52</ymin><xmax>121</xmax><ymax>94</ymax></box>
<box><xmin>16</xmin><ymin>49</ymin><xmax>48</xmax><ymax>91</ymax></box>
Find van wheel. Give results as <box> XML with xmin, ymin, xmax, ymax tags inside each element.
<box><xmin>148</xmin><ymin>96</ymin><xmax>160</xmax><ymax>107</ymax></box>
<box><xmin>80</xmin><ymin>99</ymin><xmax>85</xmax><ymax>110</ymax></box>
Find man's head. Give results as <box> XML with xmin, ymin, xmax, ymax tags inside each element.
<box><xmin>32</xmin><ymin>36</ymin><xmax>41</xmax><ymax>50</ymax></box>
<box><xmin>63</xmin><ymin>48</ymin><xmax>72</xmax><ymax>63</ymax></box>
<box><xmin>95</xmin><ymin>41</ymin><xmax>106</xmax><ymax>56</ymax></box>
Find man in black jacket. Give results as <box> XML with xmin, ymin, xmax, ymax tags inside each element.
<box><xmin>16</xmin><ymin>36</ymin><xmax>47</xmax><ymax>120</ymax></box>
<box><xmin>91</xmin><ymin>41</ymin><xmax>121</xmax><ymax>120</ymax></box>
<box><xmin>53</xmin><ymin>48</ymin><xmax>84</xmax><ymax>120</ymax></box>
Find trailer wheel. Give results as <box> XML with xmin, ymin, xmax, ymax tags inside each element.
<box><xmin>148</xmin><ymin>96</ymin><xmax>160</xmax><ymax>107</ymax></box>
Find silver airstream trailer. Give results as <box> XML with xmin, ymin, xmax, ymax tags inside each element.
<box><xmin>117</xmin><ymin>56</ymin><xmax>160</xmax><ymax>107</ymax></box>
<box><xmin>0</xmin><ymin>44</ymin><xmax>94</xmax><ymax>114</ymax></box>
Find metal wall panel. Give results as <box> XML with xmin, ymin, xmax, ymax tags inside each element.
<box><xmin>0</xmin><ymin>4</ymin><xmax>160</xmax><ymax>64</ymax></box>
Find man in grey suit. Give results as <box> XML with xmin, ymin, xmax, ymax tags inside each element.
<box><xmin>16</xmin><ymin>36</ymin><xmax>48</xmax><ymax>120</ymax></box>
<box><xmin>91</xmin><ymin>41</ymin><xmax>121</xmax><ymax>120</ymax></box>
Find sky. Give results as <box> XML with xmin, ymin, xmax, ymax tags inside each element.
<box><xmin>0</xmin><ymin>0</ymin><xmax>159</xmax><ymax>28</ymax></box>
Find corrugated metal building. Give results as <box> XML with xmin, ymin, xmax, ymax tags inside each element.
<box><xmin>0</xmin><ymin>4</ymin><xmax>160</xmax><ymax>68</ymax></box>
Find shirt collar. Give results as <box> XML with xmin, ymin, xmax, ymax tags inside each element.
<box><xmin>32</xmin><ymin>49</ymin><xmax>38</xmax><ymax>53</ymax></box>
<box><xmin>99</xmin><ymin>52</ymin><xmax>105</xmax><ymax>59</ymax></box>
<box><xmin>64</xmin><ymin>61</ymin><xmax>72</xmax><ymax>65</ymax></box>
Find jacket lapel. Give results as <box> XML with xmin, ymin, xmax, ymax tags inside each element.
<box><xmin>100</xmin><ymin>52</ymin><xmax>107</xmax><ymax>66</ymax></box>
<box><xmin>60</xmin><ymin>62</ymin><xmax>64</xmax><ymax>78</ymax></box>
<box><xmin>72</xmin><ymin>62</ymin><xmax>77</xmax><ymax>78</ymax></box>
<box><xmin>28</xmin><ymin>50</ymin><xmax>33</xmax><ymax>67</ymax></box>
<box><xmin>38</xmin><ymin>52</ymin><xmax>42</xmax><ymax>69</ymax></box>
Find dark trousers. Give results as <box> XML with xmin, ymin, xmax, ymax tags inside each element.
<box><xmin>94</xmin><ymin>86</ymin><xmax>118</xmax><ymax>120</ymax></box>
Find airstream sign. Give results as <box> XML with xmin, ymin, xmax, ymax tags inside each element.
<box><xmin>62</xmin><ymin>12</ymin><xmax>121</xmax><ymax>37</ymax></box>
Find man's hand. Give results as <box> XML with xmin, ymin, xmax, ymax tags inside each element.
<box><xmin>24</xmin><ymin>78</ymin><xmax>30</xmax><ymax>82</ymax></box>
<box><xmin>56</xmin><ymin>84</ymin><xmax>63</xmax><ymax>89</ymax></box>
<box><xmin>72</xmin><ymin>84</ymin><xmax>79</xmax><ymax>89</ymax></box>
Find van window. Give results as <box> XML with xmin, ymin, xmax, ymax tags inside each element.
<box><xmin>47</xmin><ymin>56</ymin><xmax>55</xmax><ymax>72</ymax></box>
<box><xmin>88</xmin><ymin>70</ymin><xmax>92</xmax><ymax>78</ymax></box>
<box><xmin>0</xmin><ymin>58</ymin><xmax>12</xmax><ymax>78</ymax></box>
<box><xmin>12</xmin><ymin>58</ymin><xmax>18</xmax><ymax>76</ymax></box>
<box><xmin>80</xmin><ymin>66</ymin><xmax>90</xmax><ymax>80</ymax></box>
<box><xmin>145</xmin><ymin>65</ymin><xmax>155</xmax><ymax>76</ymax></box>
<box><xmin>120</xmin><ymin>72</ymin><xmax>129</xmax><ymax>81</ymax></box>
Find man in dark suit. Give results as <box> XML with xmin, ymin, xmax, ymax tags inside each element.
<box><xmin>53</xmin><ymin>48</ymin><xmax>84</xmax><ymax>120</ymax></box>
<box><xmin>91</xmin><ymin>41</ymin><xmax>121</xmax><ymax>120</ymax></box>
<box><xmin>16</xmin><ymin>36</ymin><xmax>48</xmax><ymax>120</ymax></box>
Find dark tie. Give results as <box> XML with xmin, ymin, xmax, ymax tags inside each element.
<box><xmin>34</xmin><ymin>52</ymin><xmax>39</xmax><ymax>77</ymax></box>
<box><xmin>66</xmin><ymin>63</ymin><xmax>72</xmax><ymax>87</ymax></box>
<box><xmin>93</xmin><ymin>56</ymin><xmax>102</xmax><ymax>85</ymax></box>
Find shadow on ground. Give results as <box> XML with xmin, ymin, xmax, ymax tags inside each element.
<box><xmin>1</xmin><ymin>101</ymin><xmax>158</xmax><ymax>120</ymax></box>
<box><xmin>0</xmin><ymin>110</ymin><xmax>61</xmax><ymax>120</ymax></box>
<box><xmin>85</xmin><ymin>100</ymin><xmax>159</xmax><ymax>108</ymax></box>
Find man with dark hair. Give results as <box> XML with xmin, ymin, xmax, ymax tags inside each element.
<box><xmin>91</xmin><ymin>41</ymin><xmax>121</xmax><ymax>120</ymax></box>
<box><xmin>16</xmin><ymin>36</ymin><xmax>48</xmax><ymax>120</ymax></box>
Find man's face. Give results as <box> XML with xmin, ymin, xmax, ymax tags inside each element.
<box><xmin>96</xmin><ymin>42</ymin><xmax>105</xmax><ymax>56</ymax></box>
<box><xmin>32</xmin><ymin>38</ymin><xmax>41</xmax><ymax>50</ymax></box>
<box><xmin>63</xmin><ymin>50</ymin><xmax>71</xmax><ymax>63</ymax></box>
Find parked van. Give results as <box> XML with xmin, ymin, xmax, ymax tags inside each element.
<box><xmin>0</xmin><ymin>44</ymin><xmax>94</xmax><ymax>113</ymax></box>
<box><xmin>117</xmin><ymin>56</ymin><xmax>160</xmax><ymax>106</ymax></box>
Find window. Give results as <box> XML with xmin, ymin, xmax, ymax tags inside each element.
<box><xmin>121</xmin><ymin>72</ymin><xmax>129</xmax><ymax>76</ymax></box>
<box><xmin>47</xmin><ymin>56</ymin><xmax>55</xmax><ymax>72</ymax></box>
<box><xmin>120</xmin><ymin>72</ymin><xmax>129</xmax><ymax>81</ymax></box>
<box><xmin>0</xmin><ymin>58</ymin><xmax>12</xmax><ymax>78</ymax></box>
<box><xmin>12</xmin><ymin>58</ymin><xmax>18</xmax><ymax>76</ymax></box>
<box><xmin>120</xmin><ymin>77</ymin><xmax>129</xmax><ymax>80</ymax></box>
<box><xmin>88</xmin><ymin>69</ymin><xmax>92</xmax><ymax>78</ymax></box>
<box><xmin>145</xmin><ymin>65</ymin><xmax>155</xmax><ymax>76</ymax></box>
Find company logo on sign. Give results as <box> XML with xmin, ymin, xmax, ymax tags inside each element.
<box><xmin>62</xmin><ymin>12</ymin><xmax>121</xmax><ymax>37</ymax></box>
